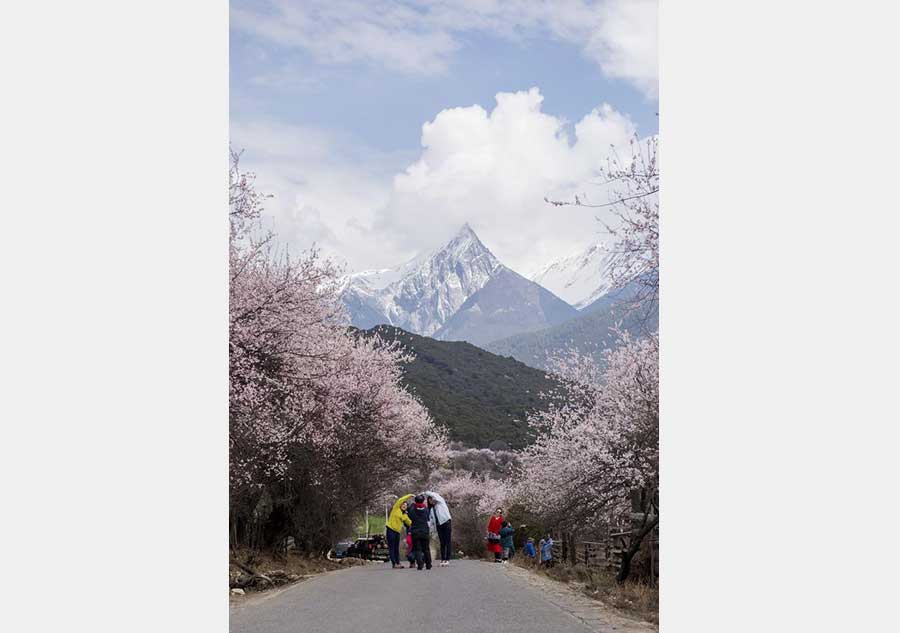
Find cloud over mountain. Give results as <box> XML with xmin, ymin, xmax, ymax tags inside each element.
<box><xmin>232</xmin><ymin>88</ymin><xmax>641</xmax><ymax>276</ymax></box>
<box><xmin>375</xmin><ymin>87</ymin><xmax>637</xmax><ymax>274</ymax></box>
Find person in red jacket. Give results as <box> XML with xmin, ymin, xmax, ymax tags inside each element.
<box><xmin>486</xmin><ymin>507</ymin><xmax>504</xmax><ymax>562</ymax></box>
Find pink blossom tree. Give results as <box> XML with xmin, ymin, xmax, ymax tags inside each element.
<box><xmin>229</xmin><ymin>151</ymin><xmax>447</xmax><ymax>554</ymax></box>
<box><xmin>536</xmin><ymin>136</ymin><xmax>659</xmax><ymax>581</ymax></box>
<box><xmin>513</xmin><ymin>331</ymin><xmax>658</xmax><ymax>581</ymax></box>
<box><xmin>229</xmin><ymin>149</ymin><xmax>346</xmax><ymax>488</ymax></box>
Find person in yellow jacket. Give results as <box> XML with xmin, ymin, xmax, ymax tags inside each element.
<box><xmin>386</xmin><ymin>494</ymin><xmax>413</xmax><ymax>569</ymax></box>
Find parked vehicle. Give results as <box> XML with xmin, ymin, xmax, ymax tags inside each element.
<box><xmin>350</xmin><ymin>535</ymin><xmax>389</xmax><ymax>561</ymax></box>
<box><xmin>330</xmin><ymin>534</ymin><xmax>389</xmax><ymax>561</ymax></box>
<box><xmin>330</xmin><ymin>541</ymin><xmax>353</xmax><ymax>559</ymax></box>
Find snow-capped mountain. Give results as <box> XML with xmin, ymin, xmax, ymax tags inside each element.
<box><xmin>530</xmin><ymin>242</ymin><xmax>617</xmax><ymax>310</ymax></box>
<box><xmin>341</xmin><ymin>224</ymin><xmax>504</xmax><ymax>336</ymax></box>
<box><xmin>434</xmin><ymin>267</ymin><xmax>579</xmax><ymax>346</ymax></box>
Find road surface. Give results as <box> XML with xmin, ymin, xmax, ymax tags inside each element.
<box><xmin>230</xmin><ymin>560</ymin><xmax>654</xmax><ymax>633</ymax></box>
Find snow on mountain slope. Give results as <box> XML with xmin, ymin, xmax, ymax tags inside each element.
<box><xmin>341</xmin><ymin>224</ymin><xmax>504</xmax><ymax>336</ymax></box>
<box><xmin>434</xmin><ymin>267</ymin><xmax>579</xmax><ymax>346</ymax></box>
<box><xmin>345</xmin><ymin>268</ymin><xmax>404</xmax><ymax>292</ymax></box>
<box><xmin>530</xmin><ymin>242</ymin><xmax>617</xmax><ymax>310</ymax></box>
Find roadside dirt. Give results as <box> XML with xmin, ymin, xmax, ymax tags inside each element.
<box><xmin>504</xmin><ymin>561</ymin><xmax>658</xmax><ymax>632</ymax></box>
<box><xmin>229</xmin><ymin>548</ymin><xmax>370</xmax><ymax>605</ymax></box>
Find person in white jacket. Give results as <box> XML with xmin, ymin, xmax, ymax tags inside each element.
<box><xmin>425</xmin><ymin>490</ymin><xmax>453</xmax><ymax>566</ymax></box>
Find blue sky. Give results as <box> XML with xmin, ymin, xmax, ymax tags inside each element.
<box><xmin>230</xmin><ymin>0</ymin><xmax>658</xmax><ymax>274</ymax></box>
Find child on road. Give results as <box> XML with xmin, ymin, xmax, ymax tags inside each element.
<box><xmin>539</xmin><ymin>534</ymin><xmax>554</xmax><ymax>568</ymax></box>
<box><xmin>524</xmin><ymin>537</ymin><xmax>537</xmax><ymax>565</ymax></box>
<box><xmin>405</xmin><ymin>528</ymin><xmax>415</xmax><ymax>568</ymax></box>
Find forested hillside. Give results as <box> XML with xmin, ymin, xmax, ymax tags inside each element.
<box><xmin>485</xmin><ymin>281</ymin><xmax>658</xmax><ymax>371</ymax></box>
<box><xmin>354</xmin><ymin>325</ymin><xmax>565</xmax><ymax>449</ymax></box>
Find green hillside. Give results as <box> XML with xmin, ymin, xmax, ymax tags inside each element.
<box><xmin>485</xmin><ymin>283</ymin><xmax>658</xmax><ymax>372</ymax></box>
<box><xmin>353</xmin><ymin>325</ymin><xmax>564</xmax><ymax>449</ymax></box>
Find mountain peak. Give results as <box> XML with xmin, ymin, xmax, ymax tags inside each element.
<box><xmin>444</xmin><ymin>222</ymin><xmax>491</xmax><ymax>259</ymax></box>
<box><xmin>449</xmin><ymin>222</ymin><xmax>482</xmax><ymax>244</ymax></box>
<box><xmin>342</xmin><ymin>222</ymin><xmax>504</xmax><ymax>337</ymax></box>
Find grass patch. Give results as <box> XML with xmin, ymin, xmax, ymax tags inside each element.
<box><xmin>355</xmin><ymin>513</ymin><xmax>387</xmax><ymax>537</ymax></box>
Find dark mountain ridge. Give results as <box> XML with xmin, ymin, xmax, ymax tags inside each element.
<box><xmin>353</xmin><ymin>324</ymin><xmax>565</xmax><ymax>449</ymax></box>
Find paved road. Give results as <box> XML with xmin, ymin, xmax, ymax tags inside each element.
<box><xmin>230</xmin><ymin>560</ymin><xmax>629</xmax><ymax>633</ymax></box>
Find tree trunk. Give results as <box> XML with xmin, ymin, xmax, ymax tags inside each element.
<box><xmin>231</xmin><ymin>560</ymin><xmax>273</xmax><ymax>587</ymax></box>
<box><xmin>616</xmin><ymin>514</ymin><xmax>658</xmax><ymax>584</ymax></box>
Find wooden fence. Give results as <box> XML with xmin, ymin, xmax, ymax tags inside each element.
<box><xmin>547</xmin><ymin>518</ymin><xmax>658</xmax><ymax>583</ymax></box>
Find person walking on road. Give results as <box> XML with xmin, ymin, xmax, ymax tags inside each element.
<box><xmin>425</xmin><ymin>490</ymin><xmax>452</xmax><ymax>566</ymax></box>
<box><xmin>408</xmin><ymin>494</ymin><xmax>433</xmax><ymax>570</ymax></box>
<box><xmin>486</xmin><ymin>507</ymin><xmax>504</xmax><ymax>562</ymax></box>
<box><xmin>385</xmin><ymin>493</ymin><xmax>413</xmax><ymax>569</ymax></box>
<box><xmin>499</xmin><ymin>521</ymin><xmax>515</xmax><ymax>563</ymax></box>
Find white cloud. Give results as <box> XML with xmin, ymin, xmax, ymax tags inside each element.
<box><xmin>586</xmin><ymin>0</ymin><xmax>659</xmax><ymax>97</ymax></box>
<box><xmin>232</xmin><ymin>0</ymin><xmax>658</xmax><ymax>97</ymax></box>
<box><xmin>377</xmin><ymin>87</ymin><xmax>637</xmax><ymax>273</ymax></box>
<box><xmin>233</xmin><ymin>88</ymin><xmax>641</xmax><ymax>276</ymax></box>
<box><xmin>229</xmin><ymin>120</ymin><xmax>408</xmax><ymax>270</ymax></box>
